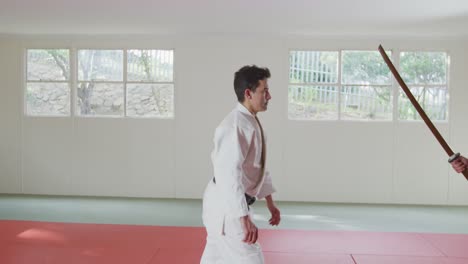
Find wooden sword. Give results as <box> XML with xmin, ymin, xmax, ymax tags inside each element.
<box><xmin>378</xmin><ymin>45</ymin><xmax>468</xmax><ymax>181</ymax></box>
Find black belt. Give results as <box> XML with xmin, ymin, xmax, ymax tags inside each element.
<box><xmin>212</xmin><ymin>177</ymin><xmax>256</xmax><ymax>206</ymax></box>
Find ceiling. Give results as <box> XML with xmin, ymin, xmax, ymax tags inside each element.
<box><xmin>1</xmin><ymin>0</ymin><xmax>468</xmax><ymax>36</ymax></box>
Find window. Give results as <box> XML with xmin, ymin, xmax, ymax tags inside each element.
<box><xmin>399</xmin><ymin>51</ymin><xmax>448</xmax><ymax>121</ymax></box>
<box><xmin>289</xmin><ymin>51</ymin><xmax>339</xmax><ymax>120</ymax></box>
<box><xmin>341</xmin><ymin>51</ymin><xmax>392</xmax><ymax>121</ymax></box>
<box><xmin>77</xmin><ymin>50</ymin><xmax>124</xmax><ymax>116</ymax></box>
<box><xmin>288</xmin><ymin>49</ymin><xmax>449</xmax><ymax>122</ymax></box>
<box><xmin>126</xmin><ymin>50</ymin><xmax>174</xmax><ymax>118</ymax></box>
<box><xmin>26</xmin><ymin>48</ymin><xmax>174</xmax><ymax>118</ymax></box>
<box><xmin>26</xmin><ymin>49</ymin><xmax>70</xmax><ymax>116</ymax></box>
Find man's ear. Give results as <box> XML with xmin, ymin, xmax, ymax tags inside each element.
<box><xmin>245</xmin><ymin>89</ymin><xmax>252</xmax><ymax>99</ymax></box>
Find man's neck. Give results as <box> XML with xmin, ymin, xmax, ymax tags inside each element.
<box><xmin>242</xmin><ymin>101</ymin><xmax>257</xmax><ymax>116</ymax></box>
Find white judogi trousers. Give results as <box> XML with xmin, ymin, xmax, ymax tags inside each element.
<box><xmin>200</xmin><ymin>181</ymin><xmax>264</xmax><ymax>264</ymax></box>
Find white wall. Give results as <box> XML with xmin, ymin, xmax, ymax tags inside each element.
<box><xmin>1</xmin><ymin>34</ymin><xmax>468</xmax><ymax>205</ymax></box>
<box><xmin>0</xmin><ymin>38</ymin><xmax>22</xmax><ymax>194</ymax></box>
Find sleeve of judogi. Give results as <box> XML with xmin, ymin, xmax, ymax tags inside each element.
<box><xmin>256</xmin><ymin>170</ymin><xmax>276</xmax><ymax>199</ymax></box>
<box><xmin>212</xmin><ymin>124</ymin><xmax>250</xmax><ymax>218</ymax></box>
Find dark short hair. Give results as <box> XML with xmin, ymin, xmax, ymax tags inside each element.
<box><xmin>233</xmin><ymin>65</ymin><xmax>271</xmax><ymax>102</ymax></box>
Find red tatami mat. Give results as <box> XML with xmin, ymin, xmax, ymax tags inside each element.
<box><xmin>1</xmin><ymin>220</ymin><xmax>467</xmax><ymax>264</ymax></box>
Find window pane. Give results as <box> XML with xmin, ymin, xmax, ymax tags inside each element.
<box><xmin>341</xmin><ymin>86</ymin><xmax>392</xmax><ymax>121</ymax></box>
<box><xmin>398</xmin><ymin>86</ymin><xmax>448</xmax><ymax>121</ymax></box>
<box><xmin>27</xmin><ymin>49</ymin><xmax>69</xmax><ymax>81</ymax></box>
<box><xmin>26</xmin><ymin>82</ymin><xmax>70</xmax><ymax>116</ymax></box>
<box><xmin>127</xmin><ymin>84</ymin><xmax>174</xmax><ymax>118</ymax></box>
<box><xmin>288</xmin><ymin>85</ymin><xmax>338</xmax><ymax>120</ymax></box>
<box><xmin>289</xmin><ymin>51</ymin><xmax>338</xmax><ymax>84</ymax></box>
<box><xmin>78</xmin><ymin>50</ymin><xmax>123</xmax><ymax>81</ymax></box>
<box><xmin>400</xmin><ymin>52</ymin><xmax>447</xmax><ymax>85</ymax></box>
<box><xmin>127</xmin><ymin>50</ymin><xmax>174</xmax><ymax>82</ymax></box>
<box><xmin>77</xmin><ymin>82</ymin><xmax>124</xmax><ymax>116</ymax></box>
<box><xmin>342</xmin><ymin>51</ymin><xmax>391</xmax><ymax>85</ymax></box>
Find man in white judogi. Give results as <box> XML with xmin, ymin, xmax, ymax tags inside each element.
<box><xmin>200</xmin><ymin>65</ymin><xmax>281</xmax><ymax>264</ymax></box>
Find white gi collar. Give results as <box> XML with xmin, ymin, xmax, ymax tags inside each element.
<box><xmin>236</xmin><ymin>102</ymin><xmax>256</xmax><ymax>117</ymax></box>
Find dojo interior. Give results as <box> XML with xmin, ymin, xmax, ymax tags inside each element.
<box><xmin>1</xmin><ymin>0</ymin><xmax>468</xmax><ymax>263</ymax></box>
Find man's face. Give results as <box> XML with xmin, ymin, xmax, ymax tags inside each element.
<box><xmin>249</xmin><ymin>79</ymin><xmax>271</xmax><ymax>113</ymax></box>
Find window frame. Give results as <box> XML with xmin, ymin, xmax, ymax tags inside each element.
<box><xmin>287</xmin><ymin>48</ymin><xmax>450</xmax><ymax>123</ymax></box>
<box><xmin>24</xmin><ymin>47</ymin><xmax>175</xmax><ymax>119</ymax></box>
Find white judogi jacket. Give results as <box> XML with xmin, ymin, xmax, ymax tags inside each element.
<box><xmin>207</xmin><ymin>103</ymin><xmax>276</xmax><ymax>221</ymax></box>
